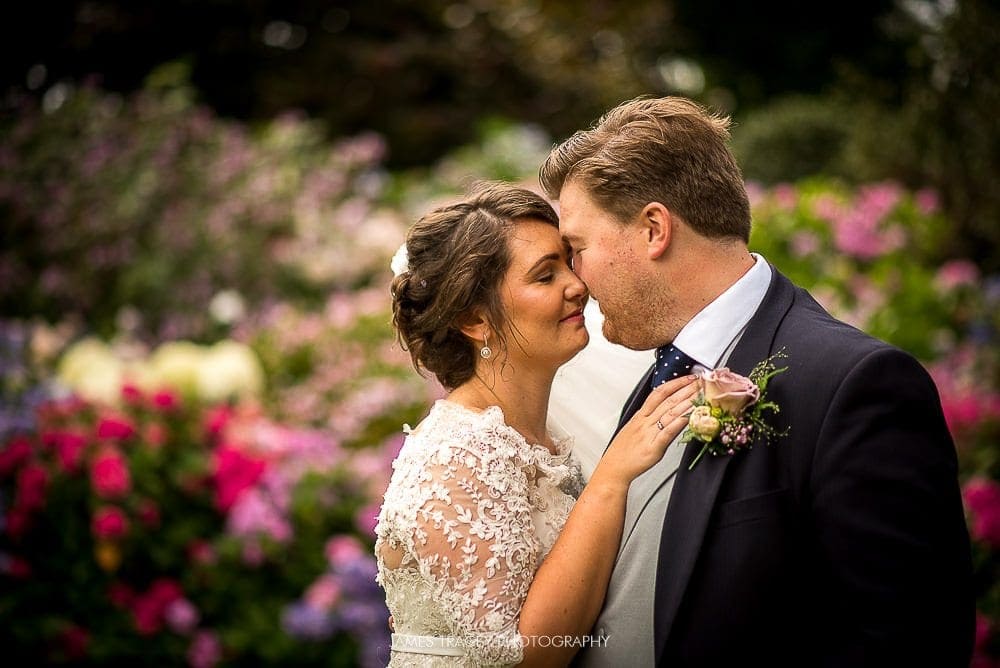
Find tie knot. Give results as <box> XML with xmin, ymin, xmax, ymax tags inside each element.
<box><xmin>651</xmin><ymin>345</ymin><xmax>697</xmax><ymax>389</ymax></box>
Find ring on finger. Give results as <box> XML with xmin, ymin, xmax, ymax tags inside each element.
<box><xmin>656</xmin><ymin>418</ymin><xmax>665</xmax><ymax>430</ymax></box>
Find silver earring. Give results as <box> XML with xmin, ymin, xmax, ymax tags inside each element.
<box><xmin>480</xmin><ymin>333</ymin><xmax>492</xmax><ymax>359</ymax></box>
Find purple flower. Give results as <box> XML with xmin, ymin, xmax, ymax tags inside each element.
<box><xmin>281</xmin><ymin>601</ymin><xmax>335</xmax><ymax>640</ymax></box>
<box><xmin>338</xmin><ymin>556</ymin><xmax>380</xmax><ymax>599</ymax></box>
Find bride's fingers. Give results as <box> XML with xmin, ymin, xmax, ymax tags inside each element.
<box><xmin>645</xmin><ymin>383</ymin><xmax>699</xmax><ymax>423</ymax></box>
<box><xmin>638</xmin><ymin>375</ymin><xmax>698</xmax><ymax>417</ymax></box>
<box><xmin>652</xmin><ymin>411</ymin><xmax>693</xmax><ymax>443</ymax></box>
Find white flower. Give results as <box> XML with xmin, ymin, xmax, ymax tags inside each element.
<box><xmin>390</xmin><ymin>243</ymin><xmax>409</xmax><ymax>277</ymax></box>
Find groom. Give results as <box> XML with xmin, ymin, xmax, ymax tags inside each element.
<box><xmin>539</xmin><ymin>97</ymin><xmax>974</xmax><ymax>667</ymax></box>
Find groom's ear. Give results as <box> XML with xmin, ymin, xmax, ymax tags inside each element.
<box><xmin>639</xmin><ymin>201</ymin><xmax>672</xmax><ymax>260</ymax></box>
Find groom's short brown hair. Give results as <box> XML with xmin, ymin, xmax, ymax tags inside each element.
<box><xmin>539</xmin><ymin>96</ymin><xmax>751</xmax><ymax>242</ymax></box>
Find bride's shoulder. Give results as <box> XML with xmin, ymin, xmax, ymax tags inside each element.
<box><xmin>402</xmin><ymin>400</ymin><xmax>523</xmax><ymax>461</ymax></box>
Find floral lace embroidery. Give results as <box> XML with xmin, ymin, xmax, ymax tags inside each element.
<box><xmin>375</xmin><ymin>400</ymin><xmax>581</xmax><ymax>667</ymax></box>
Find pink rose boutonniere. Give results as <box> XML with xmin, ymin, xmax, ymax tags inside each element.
<box><xmin>682</xmin><ymin>351</ymin><xmax>789</xmax><ymax>470</ymax></box>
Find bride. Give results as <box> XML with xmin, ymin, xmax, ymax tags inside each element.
<box><xmin>374</xmin><ymin>182</ymin><xmax>697</xmax><ymax>666</ymax></box>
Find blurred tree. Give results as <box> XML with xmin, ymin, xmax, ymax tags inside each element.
<box><xmin>2</xmin><ymin>0</ymin><xmax>908</xmax><ymax>168</ymax></box>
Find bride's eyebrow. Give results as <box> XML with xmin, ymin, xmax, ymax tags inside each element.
<box><xmin>525</xmin><ymin>252</ymin><xmax>561</xmax><ymax>274</ymax></box>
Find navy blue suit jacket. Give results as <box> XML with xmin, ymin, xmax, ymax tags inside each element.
<box><xmin>615</xmin><ymin>268</ymin><xmax>974</xmax><ymax>667</ymax></box>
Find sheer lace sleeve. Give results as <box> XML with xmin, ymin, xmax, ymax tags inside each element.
<box><xmin>396</xmin><ymin>419</ymin><xmax>539</xmax><ymax>665</ymax></box>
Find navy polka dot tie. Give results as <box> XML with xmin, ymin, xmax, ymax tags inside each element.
<box><xmin>650</xmin><ymin>344</ymin><xmax>698</xmax><ymax>389</ymax></box>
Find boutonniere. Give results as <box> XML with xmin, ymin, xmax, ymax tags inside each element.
<box><xmin>681</xmin><ymin>351</ymin><xmax>789</xmax><ymax>470</ymax></box>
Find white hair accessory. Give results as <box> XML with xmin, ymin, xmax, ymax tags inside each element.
<box><xmin>390</xmin><ymin>243</ymin><xmax>409</xmax><ymax>277</ymax></box>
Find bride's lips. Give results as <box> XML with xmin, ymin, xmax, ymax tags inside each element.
<box><xmin>560</xmin><ymin>309</ymin><xmax>584</xmax><ymax>324</ymax></box>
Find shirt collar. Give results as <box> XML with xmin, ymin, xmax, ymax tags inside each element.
<box><xmin>672</xmin><ymin>253</ymin><xmax>772</xmax><ymax>368</ymax></box>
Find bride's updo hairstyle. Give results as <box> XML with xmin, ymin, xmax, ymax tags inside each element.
<box><xmin>391</xmin><ymin>182</ymin><xmax>559</xmax><ymax>390</ymax></box>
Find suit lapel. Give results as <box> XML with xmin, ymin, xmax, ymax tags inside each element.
<box><xmin>653</xmin><ymin>266</ymin><xmax>796</xmax><ymax>663</ymax></box>
<box><xmin>612</xmin><ymin>362</ymin><xmax>656</xmax><ymax>438</ymax></box>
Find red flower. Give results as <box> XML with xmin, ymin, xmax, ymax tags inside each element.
<box><xmin>964</xmin><ymin>478</ymin><xmax>1000</xmax><ymax>549</ymax></box>
<box><xmin>90</xmin><ymin>448</ymin><xmax>131</xmax><ymax>499</ymax></box>
<box><xmin>0</xmin><ymin>436</ymin><xmax>33</xmax><ymax>477</ymax></box>
<box><xmin>5</xmin><ymin>507</ymin><xmax>31</xmax><ymax>539</ymax></box>
<box><xmin>121</xmin><ymin>383</ymin><xmax>145</xmax><ymax>405</ymax></box>
<box><xmin>137</xmin><ymin>499</ymin><xmax>161</xmax><ymax>528</ymax></box>
<box><xmin>92</xmin><ymin>506</ymin><xmax>129</xmax><ymax>540</ymax></box>
<box><xmin>108</xmin><ymin>581</ymin><xmax>135</xmax><ymax>608</ymax></box>
<box><xmin>6</xmin><ymin>555</ymin><xmax>32</xmax><ymax>578</ymax></box>
<box><xmin>213</xmin><ymin>445</ymin><xmax>266</xmax><ymax>511</ymax></box>
<box><xmin>152</xmin><ymin>389</ymin><xmax>180</xmax><ymax>411</ymax></box>
<box><xmin>58</xmin><ymin>624</ymin><xmax>90</xmax><ymax>660</ymax></box>
<box><xmin>131</xmin><ymin>579</ymin><xmax>184</xmax><ymax>635</ymax></box>
<box><xmin>45</xmin><ymin>431</ymin><xmax>88</xmax><ymax>473</ymax></box>
<box><xmin>96</xmin><ymin>415</ymin><xmax>137</xmax><ymax>441</ymax></box>
<box><xmin>15</xmin><ymin>463</ymin><xmax>49</xmax><ymax>512</ymax></box>
<box><xmin>204</xmin><ymin>406</ymin><xmax>233</xmax><ymax>440</ymax></box>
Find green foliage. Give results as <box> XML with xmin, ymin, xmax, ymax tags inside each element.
<box><xmin>731</xmin><ymin>95</ymin><xmax>856</xmax><ymax>184</ymax></box>
<box><xmin>0</xmin><ymin>79</ymin><xmax>402</xmax><ymax>342</ymax></box>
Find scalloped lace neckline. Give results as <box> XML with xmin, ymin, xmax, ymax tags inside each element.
<box><xmin>426</xmin><ymin>399</ymin><xmax>571</xmax><ymax>461</ymax></box>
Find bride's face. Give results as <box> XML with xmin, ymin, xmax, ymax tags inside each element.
<box><xmin>496</xmin><ymin>219</ymin><xmax>589</xmax><ymax>369</ymax></box>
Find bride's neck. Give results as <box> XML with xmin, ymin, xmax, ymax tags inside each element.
<box><xmin>449</xmin><ymin>369</ymin><xmax>554</xmax><ymax>449</ymax></box>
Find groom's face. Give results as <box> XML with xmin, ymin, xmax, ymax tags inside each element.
<box><xmin>558</xmin><ymin>180</ymin><xmax>659</xmax><ymax>350</ymax></box>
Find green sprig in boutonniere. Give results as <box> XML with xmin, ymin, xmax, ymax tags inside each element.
<box><xmin>681</xmin><ymin>351</ymin><xmax>789</xmax><ymax>470</ymax></box>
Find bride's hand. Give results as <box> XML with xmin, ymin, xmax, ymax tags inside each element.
<box><xmin>599</xmin><ymin>375</ymin><xmax>699</xmax><ymax>486</ymax></box>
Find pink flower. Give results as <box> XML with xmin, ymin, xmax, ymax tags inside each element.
<box><xmin>187</xmin><ymin>540</ymin><xmax>217</xmax><ymax>566</ymax></box>
<box><xmin>789</xmin><ymin>231</ymin><xmax>821</xmax><ymax>258</ymax></box>
<box><xmin>963</xmin><ymin>478</ymin><xmax>1000</xmax><ymax>549</ymax></box>
<box><xmin>305</xmin><ymin>574</ymin><xmax>342</xmax><ymax>611</ymax></box>
<box><xmin>90</xmin><ymin>447</ymin><xmax>132</xmax><ymax>498</ymax></box>
<box><xmin>0</xmin><ymin>436</ymin><xmax>33</xmax><ymax>477</ymax></box>
<box><xmin>15</xmin><ymin>463</ymin><xmax>49</xmax><ymax>512</ymax></box>
<box><xmin>354</xmin><ymin>501</ymin><xmax>380</xmax><ymax>537</ymax></box>
<box><xmin>92</xmin><ymin>506</ymin><xmax>129</xmax><ymax>540</ymax></box>
<box><xmin>698</xmin><ymin>367</ymin><xmax>760</xmax><ymax>414</ymax></box>
<box><xmin>96</xmin><ymin>415</ymin><xmax>137</xmax><ymax>441</ymax></box>
<box><xmin>227</xmin><ymin>488</ymin><xmax>293</xmax><ymax>542</ymax></box>
<box><xmin>187</xmin><ymin>630</ymin><xmax>222</xmax><ymax>668</ymax></box>
<box><xmin>242</xmin><ymin>540</ymin><xmax>265</xmax><ymax>567</ymax></box>
<box><xmin>213</xmin><ymin>445</ymin><xmax>267</xmax><ymax>511</ymax></box>
<box><xmin>131</xmin><ymin>579</ymin><xmax>184</xmax><ymax>635</ymax></box>
<box><xmin>325</xmin><ymin>535</ymin><xmax>365</xmax><ymax>567</ymax></box>
<box><xmin>915</xmin><ymin>188</ymin><xmax>940</xmax><ymax>215</ymax></box>
<box><xmin>935</xmin><ymin>259</ymin><xmax>980</xmax><ymax>292</ymax></box>
<box><xmin>772</xmin><ymin>183</ymin><xmax>797</xmax><ymax>210</ymax></box>
<box><xmin>165</xmin><ymin>597</ymin><xmax>200</xmax><ymax>635</ymax></box>
<box><xmin>144</xmin><ymin>423</ymin><xmax>169</xmax><ymax>449</ymax></box>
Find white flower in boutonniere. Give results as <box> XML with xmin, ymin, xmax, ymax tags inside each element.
<box><xmin>681</xmin><ymin>350</ymin><xmax>789</xmax><ymax>470</ymax></box>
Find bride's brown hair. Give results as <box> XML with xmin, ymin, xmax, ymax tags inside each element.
<box><xmin>391</xmin><ymin>182</ymin><xmax>558</xmax><ymax>390</ymax></box>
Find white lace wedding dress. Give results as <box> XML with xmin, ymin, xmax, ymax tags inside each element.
<box><xmin>374</xmin><ymin>399</ymin><xmax>584</xmax><ymax>667</ymax></box>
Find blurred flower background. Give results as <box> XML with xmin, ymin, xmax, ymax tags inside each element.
<box><xmin>1</xmin><ymin>0</ymin><xmax>998</xmax><ymax>665</ymax></box>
